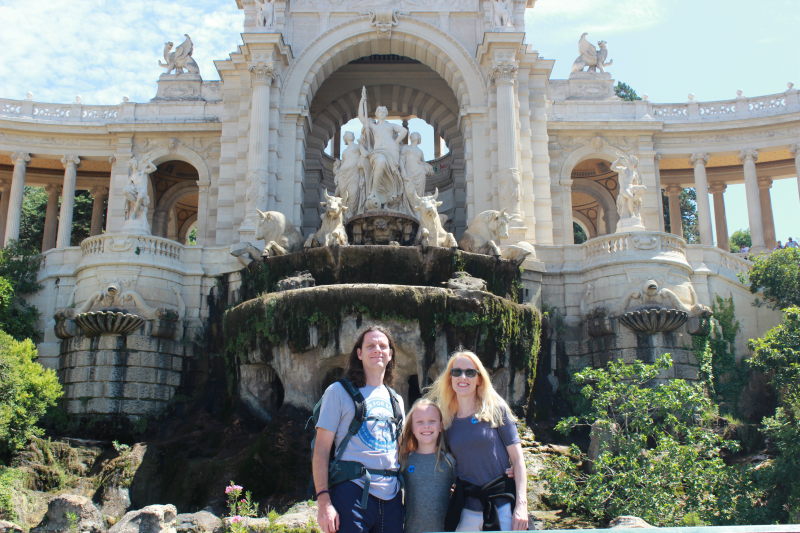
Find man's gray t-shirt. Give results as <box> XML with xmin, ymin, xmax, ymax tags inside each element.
<box><xmin>402</xmin><ymin>452</ymin><xmax>456</xmax><ymax>533</ymax></box>
<box><xmin>316</xmin><ymin>382</ymin><xmax>405</xmax><ymax>500</ymax></box>
<box><xmin>444</xmin><ymin>410</ymin><xmax>520</xmax><ymax>510</ymax></box>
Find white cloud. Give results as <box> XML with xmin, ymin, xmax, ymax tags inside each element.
<box><xmin>526</xmin><ymin>0</ymin><xmax>665</xmax><ymax>43</ymax></box>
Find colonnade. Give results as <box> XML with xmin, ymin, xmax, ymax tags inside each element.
<box><xmin>0</xmin><ymin>152</ymin><xmax>109</xmax><ymax>250</ymax></box>
<box><xmin>663</xmin><ymin>148</ymin><xmax>800</xmax><ymax>252</ymax></box>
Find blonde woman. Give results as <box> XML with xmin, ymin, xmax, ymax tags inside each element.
<box><xmin>427</xmin><ymin>350</ymin><xmax>528</xmax><ymax>531</ymax></box>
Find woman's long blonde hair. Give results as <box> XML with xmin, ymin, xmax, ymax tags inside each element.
<box><xmin>425</xmin><ymin>350</ymin><xmax>515</xmax><ymax>429</ymax></box>
<box><xmin>399</xmin><ymin>398</ymin><xmax>447</xmax><ymax>465</ymax></box>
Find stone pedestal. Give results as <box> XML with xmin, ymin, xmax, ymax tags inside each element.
<box><xmin>566</xmin><ymin>72</ymin><xmax>616</xmax><ymax>100</ymax></box>
<box><xmin>153</xmin><ymin>74</ymin><xmax>203</xmax><ymax>101</ymax></box>
<box><xmin>616</xmin><ymin>216</ymin><xmax>646</xmax><ymax>233</ymax></box>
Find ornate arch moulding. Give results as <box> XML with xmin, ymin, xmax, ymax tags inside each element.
<box><xmin>279</xmin><ymin>17</ymin><xmax>488</xmax><ymax>113</ymax></box>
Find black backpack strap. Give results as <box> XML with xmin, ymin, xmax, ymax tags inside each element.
<box><xmin>333</xmin><ymin>379</ymin><xmax>366</xmax><ymax>462</ymax></box>
<box><xmin>386</xmin><ymin>386</ymin><xmax>404</xmax><ymax>441</ymax></box>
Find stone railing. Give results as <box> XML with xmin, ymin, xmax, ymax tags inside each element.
<box><xmin>0</xmin><ymin>98</ymin><xmax>220</xmax><ymax>124</ymax></box>
<box><xmin>81</xmin><ymin>234</ymin><xmax>183</xmax><ymax>261</ymax></box>
<box><xmin>583</xmin><ymin>231</ymin><xmax>687</xmax><ymax>264</ymax></box>
<box><xmin>686</xmin><ymin>245</ymin><xmax>752</xmax><ymax>283</ymax></box>
<box><xmin>551</xmin><ymin>89</ymin><xmax>800</xmax><ymax>124</ymax></box>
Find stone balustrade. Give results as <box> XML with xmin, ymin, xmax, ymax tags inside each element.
<box><xmin>550</xmin><ymin>88</ymin><xmax>800</xmax><ymax>123</ymax></box>
<box><xmin>81</xmin><ymin>234</ymin><xmax>183</xmax><ymax>261</ymax></box>
<box><xmin>0</xmin><ymin>98</ymin><xmax>221</xmax><ymax>124</ymax></box>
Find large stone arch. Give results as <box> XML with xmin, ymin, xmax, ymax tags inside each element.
<box><xmin>572</xmin><ymin>178</ymin><xmax>618</xmax><ymax>237</ymax></box>
<box><xmin>280</xmin><ymin>17</ymin><xmax>488</xmax><ymax>111</ymax></box>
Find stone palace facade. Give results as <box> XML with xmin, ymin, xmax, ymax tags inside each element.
<box><xmin>0</xmin><ymin>0</ymin><xmax>793</xmax><ymax>417</ymax></box>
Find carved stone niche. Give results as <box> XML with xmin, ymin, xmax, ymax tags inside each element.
<box><xmin>347</xmin><ymin>211</ymin><xmax>419</xmax><ymax>246</ymax></box>
<box><xmin>586</xmin><ymin>308</ymin><xmax>614</xmax><ymax>337</ymax></box>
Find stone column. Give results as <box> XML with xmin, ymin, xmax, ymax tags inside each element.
<box><xmin>241</xmin><ymin>61</ymin><xmax>275</xmax><ymax>234</ymax></box>
<box><xmin>791</xmin><ymin>144</ymin><xmax>800</xmax><ymax>203</ymax></box>
<box><xmin>0</xmin><ymin>180</ymin><xmax>9</xmax><ymax>244</ymax></box>
<box><xmin>758</xmin><ymin>177</ymin><xmax>777</xmax><ymax>249</ymax></box>
<box><xmin>740</xmin><ymin>149</ymin><xmax>766</xmax><ymax>251</ymax></box>
<box><xmin>665</xmin><ymin>184</ymin><xmax>684</xmax><ymax>238</ymax></box>
<box><xmin>492</xmin><ymin>54</ymin><xmax>522</xmax><ymax>217</ymax></box>
<box><xmin>434</xmin><ymin>131</ymin><xmax>442</xmax><ymax>159</ymax></box>
<box><xmin>89</xmin><ymin>186</ymin><xmax>108</xmax><ymax>236</ymax></box>
<box><xmin>42</xmin><ymin>184</ymin><xmax>61</xmax><ymax>251</ymax></box>
<box><xmin>654</xmin><ymin>153</ymin><xmax>665</xmax><ymax>232</ymax></box>
<box><xmin>333</xmin><ymin>127</ymin><xmax>341</xmax><ymax>159</ymax></box>
<box><xmin>56</xmin><ymin>155</ymin><xmax>80</xmax><ymax>248</ymax></box>
<box><xmin>196</xmin><ymin>182</ymin><xmax>209</xmax><ymax>245</ymax></box>
<box><xmin>709</xmin><ymin>182</ymin><xmax>729</xmax><ymax>251</ymax></box>
<box><xmin>4</xmin><ymin>152</ymin><xmax>30</xmax><ymax>246</ymax></box>
<box><xmin>691</xmin><ymin>153</ymin><xmax>713</xmax><ymax>245</ymax></box>
<box><xmin>402</xmin><ymin>119</ymin><xmax>410</xmax><ymax>144</ymax></box>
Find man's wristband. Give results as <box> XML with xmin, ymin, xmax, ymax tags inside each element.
<box><xmin>316</xmin><ymin>489</ymin><xmax>330</xmax><ymax>499</ymax></box>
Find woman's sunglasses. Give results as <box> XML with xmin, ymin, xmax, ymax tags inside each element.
<box><xmin>450</xmin><ymin>368</ymin><xmax>478</xmax><ymax>378</ymax></box>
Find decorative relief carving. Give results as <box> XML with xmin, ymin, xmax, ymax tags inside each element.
<box><xmin>368</xmin><ymin>9</ymin><xmax>399</xmax><ymax>38</ymax></box>
<box><xmin>249</xmin><ymin>61</ymin><xmax>276</xmax><ymax>83</ymax></box>
<box><xmin>290</xmin><ymin>0</ymin><xmax>478</xmax><ymax>11</ymax></box>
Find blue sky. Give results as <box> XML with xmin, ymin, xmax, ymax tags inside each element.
<box><xmin>0</xmin><ymin>0</ymin><xmax>797</xmax><ymax>242</ymax></box>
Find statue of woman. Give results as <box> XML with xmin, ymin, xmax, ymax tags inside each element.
<box><xmin>357</xmin><ymin>86</ymin><xmax>409</xmax><ymax>213</ymax></box>
<box><xmin>400</xmin><ymin>132</ymin><xmax>433</xmax><ymax>197</ymax></box>
<box><xmin>334</xmin><ymin>131</ymin><xmax>366</xmax><ymax>215</ymax></box>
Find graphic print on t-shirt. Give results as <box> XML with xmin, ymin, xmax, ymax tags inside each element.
<box><xmin>357</xmin><ymin>397</ymin><xmax>396</xmax><ymax>452</ymax></box>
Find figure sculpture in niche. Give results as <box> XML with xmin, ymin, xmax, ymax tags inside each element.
<box><xmin>124</xmin><ymin>157</ymin><xmax>155</xmax><ymax>223</ymax></box>
<box><xmin>491</xmin><ymin>0</ymin><xmax>513</xmax><ymax>29</ymax></box>
<box><xmin>570</xmin><ymin>33</ymin><xmax>613</xmax><ymax>74</ymax></box>
<box><xmin>613</xmin><ymin>153</ymin><xmax>646</xmax><ymax>220</ymax></box>
<box><xmin>159</xmin><ymin>34</ymin><xmax>200</xmax><ymax>75</ymax></box>
<box><xmin>334</xmin><ymin>131</ymin><xmax>366</xmax><ymax>215</ymax></box>
<box><xmin>257</xmin><ymin>0</ymin><xmax>275</xmax><ymax>28</ymax></box>
<box><xmin>357</xmin><ymin>86</ymin><xmax>410</xmax><ymax>214</ymax></box>
<box><xmin>400</xmin><ymin>132</ymin><xmax>433</xmax><ymax>197</ymax></box>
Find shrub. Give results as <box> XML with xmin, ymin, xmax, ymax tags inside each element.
<box><xmin>540</xmin><ymin>354</ymin><xmax>742</xmax><ymax>526</ymax></box>
<box><xmin>748</xmin><ymin>248</ymin><xmax>800</xmax><ymax>310</ymax></box>
<box><xmin>0</xmin><ymin>331</ymin><xmax>62</xmax><ymax>460</ymax></box>
<box><xmin>0</xmin><ymin>241</ymin><xmax>42</xmax><ymax>342</ymax></box>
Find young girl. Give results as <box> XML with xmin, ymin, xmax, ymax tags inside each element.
<box><xmin>399</xmin><ymin>398</ymin><xmax>456</xmax><ymax>533</ymax></box>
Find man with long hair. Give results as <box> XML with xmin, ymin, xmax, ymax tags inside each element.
<box><xmin>313</xmin><ymin>326</ymin><xmax>405</xmax><ymax>533</ymax></box>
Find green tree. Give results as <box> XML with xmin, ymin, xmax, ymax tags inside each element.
<box><xmin>661</xmin><ymin>188</ymin><xmax>699</xmax><ymax>242</ymax></box>
<box><xmin>0</xmin><ymin>242</ymin><xmax>41</xmax><ymax>342</ymax></box>
<box><xmin>748</xmin><ymin>247</ymin><xmax>800</xmax><ymax>309</ymax></box>
<box><xmin>729</xmin><ymin>229</ymin><xmax>752</xmax><ymax>253</ymax></box>
<box><xmin>747</xmin><ymin>307</ymin><xmax>800</xmax><ymax>522</ymax></box>
<box><xmin>541</xmin><ymin>354</ymin><xmax>741</xmax><ymax>526</ymax></box>
<box><xmin>0</xmin><ymin>331</ymin><xmax>62</xmax><ymax>460</ymax></box>
<box><xmin>573</xmin><ymin>222</ymin><xmax>588</xmax><ymax>244</ymax></box>
<box><xmin>18</xmin><ymin>187</ymin><xmax>96</xmax><ymax>253</ymax></box>
<box><xmin>614</xmin><ymin>81</ymin><xmax>642</xmax><ymax>101</ymax></box>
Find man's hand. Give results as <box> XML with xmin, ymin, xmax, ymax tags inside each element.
<box><xmin>316</xmin><ymin>494</ymin><xmax>340</xmax><ymax>533</ymax></box>
<box><xmin>512</xmin><ymin>501</ymin><xmax>528</xmax><ymax>531</ymax></box>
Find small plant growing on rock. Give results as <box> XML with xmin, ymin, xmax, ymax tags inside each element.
<box><xmin>225</xmin><ymin>482</ymin><xmax>259</xmax><ymax>532</ymax></box>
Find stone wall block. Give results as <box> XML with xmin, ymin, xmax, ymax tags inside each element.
<box><xmin>125</xmin><ymin>335</ymin><xmax>159</xmax><ymax>352</ymax></box>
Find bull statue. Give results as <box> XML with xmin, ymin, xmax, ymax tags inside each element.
<box><xmin>413</xmin><ymin>189</ymin><xmax>457</xmax><ymax>248</ymax></box>
<box><xmin>304</xmin><ymin>190</ymin><xmax>349</xmax><ymax>248</ymax></box>
<box><xmin>459</xmin><ymin>209</ymin><xmax>512</xmax><ymax>257</ymax></box>
<box><xmin>255</xmin><ymin>210</ymin><xmax>303</xmax><ymax>257</ymax></box>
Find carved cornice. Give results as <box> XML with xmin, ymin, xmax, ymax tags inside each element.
<box><xmin>249</xmin><ymin>61</ymin><xmax>276</xmax><ymax>84</ymax></box>
<box><xmin>739</xmin><ymin>148</ymin><xmax>759</xmax><ymax>164</ymax></box>
<box><xmin>690</xmin><ymin>152</ymin><xmax>709</xmax><ymax>166</ymax></box>
<box><xmin>10</xmin><ymin>152</ymin><xmax>30</xmax><ymax>166</ymax></box>
<box><xmin>61</xmin><ymin>154</ymin><xmax>81</xmax><ymax>168</ymax></box>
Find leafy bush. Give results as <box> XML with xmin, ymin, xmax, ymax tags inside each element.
<box><xmin>0</xmin><ymin>241</ymin><xmax>42</xmax><ymax>342</ymax></box>
<box><xmin>748</xmin><ymin>247</ymin><xmax>800</xmax><ymax>309</ymax></box>
<box><xmin>0</xmin><ymin>466</ymin><xmax>25</xmax><ymax>521</ymax></box>
<box><xmin>729</xmin><ymin>229</ymin><xmax>751</xmax><ymax>253</ymax></box>
<box><xmin>0</xmin><ymin>331</ymin><xmax>62</xmax><ymax>460</ymax></box>
<box><xmin>745</xmin><ymin>307</ymin><xmax>800</xmax><ymax>522</ymax></box>
<box><xmin>540</xmin><ymin>354</ymin><xmax>741</xmax><ymax>526</ymax></box>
